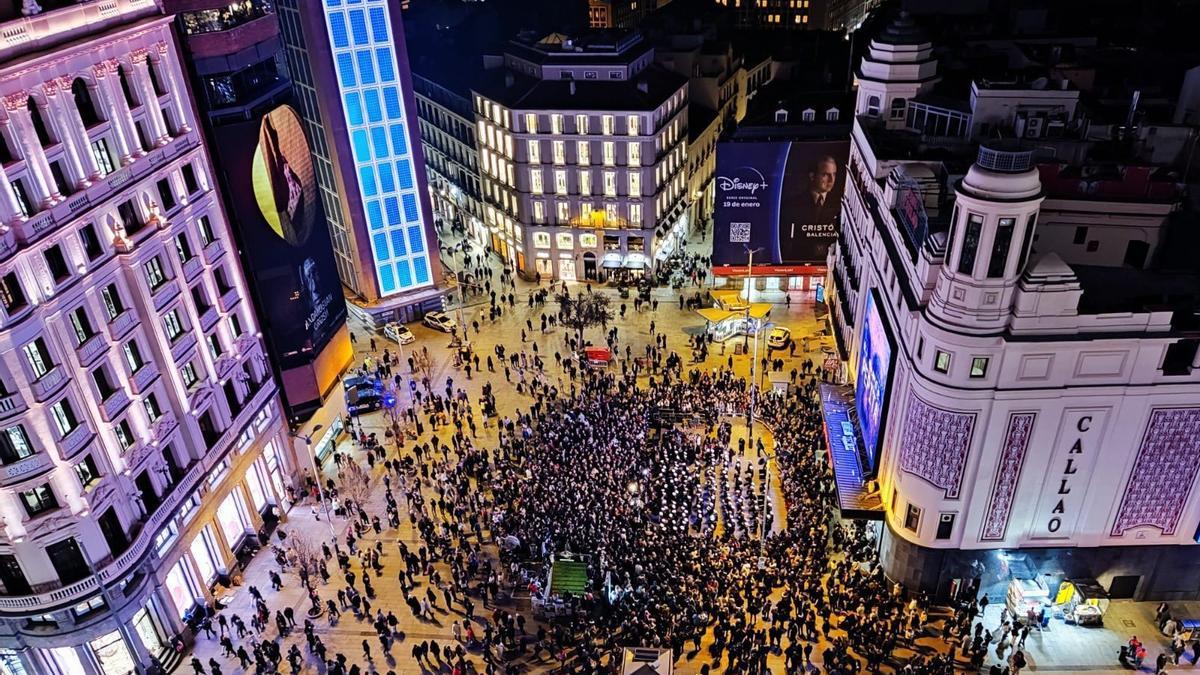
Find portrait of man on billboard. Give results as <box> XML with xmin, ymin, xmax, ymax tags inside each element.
<box><xmin>778</xmin><ymin>150</ymin><xmax>843</xmax><ymax>262</ymax></box>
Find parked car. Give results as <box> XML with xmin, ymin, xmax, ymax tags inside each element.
<box><xmin>422</xmin><ymin>311</ymin><xmax>457</xmax><ymax>333</ymax></box>
<box><xmin>767</xmin><ymin>326</ymin><xmax>792</xmax><ymax>350</ymax></box>
<box><xmin>343</xmin><ymin>376</ymin><xmax>382</xmax><ymax>414</ymax></box>
<box><xmin>382</xmin><ymin>322</ymin><xmax>415</xmax><ymax>345</ymax></box>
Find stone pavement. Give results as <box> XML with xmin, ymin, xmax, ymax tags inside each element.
<box><xmin>181</xmin><ymin>234</ymin><xmax>1187</xmax><ymax>674</ymax></box>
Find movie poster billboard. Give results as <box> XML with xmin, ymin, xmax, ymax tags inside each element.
<box><xmin>713</xmin><ymin>140</ymin><xmax>849</xmax><ymax>272</ymax></box>
<box><xmin>855</xmin><ymin>291</ymin><xmax>895</xmax><ymax>470</ymax></box>
<box><xmin>214</xmin><ymin>104</ymin><xmax>347</xmax><ymax>369</ymax></box>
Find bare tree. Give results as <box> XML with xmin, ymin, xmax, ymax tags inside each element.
<box><xmin>556</xmin><ymin>291</ymin><xmax>613</xmax><ymax>348</ymax></box>
<box><xmin>335</xmin><ymin>460</ymin><xmax>373</xmax><ymax>515</ymax></box>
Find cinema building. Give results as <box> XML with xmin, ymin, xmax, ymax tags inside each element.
<box><xmin>0</xmin><ymin>2</ymin><xmax>295</xmax><ymax>672</ymax></box>
<box><xmin>827</xmin><ymin>14</ymin><xmax>1200</xmax><ymax>600</ymax></box>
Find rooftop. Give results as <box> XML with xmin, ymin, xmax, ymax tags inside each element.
<box><xmin>1073</xmin><ymin>265</ymin><xmax>1200</xmax><ymax>319</ymax></box>
<box><xmin>474</xmin><ymin>65</ymin><xmax>686</xmax><ymax>111</ymax></box>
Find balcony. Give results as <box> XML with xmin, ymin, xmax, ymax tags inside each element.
<box><xmin>100</xmin><ymin>390</ymin><xmax>131</xmax><ymax>422</ymax></box>
<box><xmin>185</xmin><ymin>11</ymin><xmax>279</xmax><ymax>59</ymax></box>
<box><xmin>200</xmin><ymin>237</ymin><xmax>225</xmax><ymax>265</ymax></box>
<box><xmin>182</xmin><ymin>256</ymin><xmax>204</xmax><ymax>282</ymax></box>
<box><xmin>151</xmin><ymin>280</ymin><xmax>181</xmax><ymax>312</ymax></box>
<box><xmin>75</xmin><ymin>333</ymin><xmax>108</xmax><ymax>367</ymax></box>
<box><xmin>0</xmin><ymin>391</ymin><xmax>27</xmax><ymax>422</ymax></box>
<box><xmin>106</xmin><ymin>310</ymin><xmax>138</xmax><ymax>340</ymax></box>
<box><xmin>129</xmin><ymin>364</ymin><xmax>159</xmax><ymax>396</ymax></box>
<box><xmin>213</xmin><ymin>355</ymin><xmax>237</xmax><ymax>381</ymax></box>
<box><xmin>217</xmin><ymin>287</ymin><xmax>240</xmax><ymax>313</ymax></box>
<box><xmin>199</xmin><ymin>307</ymin><xmax>219</xmax><ymax>332</ymax></box>
<box><xmin>169</xmin><ymin>333</ymin><xmax>197</xmax><ymax>364</ymax></box>
<box><xmin>0</xmin><ymin>453</ymin><xmax>53</xmax><ymax>487</ymax></box>
<box><xmin>29</xmin><ymin>366</ymin><xmax>67</xmax><ymax>402</ymax></box>
<box><xmin>59</xmin><ymin>424</ymin><xmax>94</xmax><ymax>460</ymax></box>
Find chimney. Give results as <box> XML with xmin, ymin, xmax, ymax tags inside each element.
<box><xmin>570</xmin><ymin>81</ymin><xmax>576</xmax><ymax>95</ymax></box>
<box><xmin>637</xmin><ymin>80</ymin><xmax>649</xmax><ymax>94</ymax></box>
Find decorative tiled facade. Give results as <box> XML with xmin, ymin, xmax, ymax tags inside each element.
<box><xmin>1111</xmin><ymin>408</ymin><xmax>1200</xmax><ymax>537</ymax></box>
<box><xmin>899</xmin><ymin>393</ymin><xmax>976</xmax><ymax>499</ymax></box>
<box><xmin>980</xmin><ymin>413</ymin><xmax>1036</xmax><ymax>541</ymax></box>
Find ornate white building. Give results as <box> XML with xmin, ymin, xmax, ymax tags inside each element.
<box><xmin>829</xmin><ymin>13</ymin><xmax>1200</xmax><ymax>600</ymax></box>
<box><xmin>0</xmin><ymin>2</ymin><xmax>295</xmax><ymax>672</ymax></box>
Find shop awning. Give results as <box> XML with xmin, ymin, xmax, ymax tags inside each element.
<box><xmin>602</xmin><ymin>253</ymin><xmax>623</xmax><ymax>268</ymax></box>
<box><xmin>818</xmin><ymin>383</ymin><xmax>884</xmax><ymax>520</ymax></box>
<box><xmin>623</xmin><ymin>253</ymin><xmax>647</xmax><ymax>269</ymax></box>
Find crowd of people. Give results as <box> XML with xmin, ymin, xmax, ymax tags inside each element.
<box><xmin>185</xmin><ymin>229</ymin><xmax>1040</xmax><ymax>675</ymax></box>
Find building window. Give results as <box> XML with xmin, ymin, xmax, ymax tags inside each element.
<box><xmin>601</xmin><ymin>114</ymin><xmax>614</xmax><ymax>136</ymax></box>
<box><xmin>579</xmin><ymin>170</ymin><xmax>592</xmax><ymax>196</ymax></box>
<box><xmin>144</xmin><ymin>257</ymin><xmax>167</xmax><ymax>289</ymax></box>
<box><xmin>229</xmin><ymin>314</ymin><xmax>243</xmax><ymax>337</ymax></box>
<box><xmin>826</xmin><ymin>108</ymin><xmax>839</xmax><ymax>122</ymax></box>
<box><xmin>122</xmin><ymin>341</ymin><xmax>145</xmax><ymax>372</ymax></box>
<box><xmin>526</xmin><ymin>139</ymin><xmax>540</xmax><ymax>164</ymax></box>
<box><xmin>554</xmin><ymin>170</ymin><xmax>568</xmax><ymax>195</ymax></box>
<box><xmin>529</xmin><ymin>169</ymin><xmax>543</xmax><ymax>195</ymax></box>
<box><xmin>198</xmin><ymin>216</ymin><xmax>215</xmax><ymax>245</ymax></box>
<box><xmin>533</xmin><ymin>232</ymin><xmax>551</xmax><ymax>249</ymax></box>
<box><xmin>934</xmin><ymin>350</ymin><xmax>951</xmax><ymax>374</ymax></box>
<box><xmin>207</xmin><ymin>334</ymin><xmax>222</xmax><ymax>359</ymax></box>
<box><xmin>74</xmin><ymin>454</ymin><xmax>101</xmax><ymax>488</ymax></box>
<box><xmin>10</xmin><ymin>178</ymin><xmax>32</xmax><ymax>218</ymax></box>
<box><xmin>628</xmin><ymin>172</ymin><xmax>641</xmax><ymax>197</ymax></box>
<box><xmin>970</xmin><ymin>357</ymin><xmax>989</xmax><ymax>378</ymax></box>
<box><xmin>27</xmin><ymin>97</ymin><xmax>50</xmax><ymax>146</ymax></box>
<box><xmin>0</xmin><ymin>272</ymin><xmax>27</xmax><ymax>314</ymax></box>
<box><xmin>627</xmin><ymin>115</ymin><xmax>639</xmax><ymax>135</ymax></box>
<box><xmin>114</xmin><ymin>420</ymin><xmax>135</xmax><ymax>450</ymax></box>
<box><xmin>1073</xmin><ymin>226</ymin><xmax>1088</xmax><ymax>245</ymax></box>
<box><xmin>936</xmin><ymin>513</ymin><xmax>955</xmax><ymax>540</ymax></box>
<box><xmin>20</xmin><ymin>484</ymin><xmax>58</xmax><ymax>517</ymax></box>
<box><xmin>91</xmin><ymin>138</ymin><xmax>115</xmax><ymax>177</ymax></box>
<box><xmin>191</xmin><ymin>286</ymin><xmax>210</xmax><ymax>313</ymax></box>
<box><xmin>92</xmin><ymin>368</ymin><xmax>117</xmax><ymax>401</ymax></box>
<box><xmin>69</xmin><ymin>307</ymin><xmax>95</xmax><ymax>345</ymax></box>
<box><xmin>48</xmin><ymin>160</ymin><xmax>72</xmax><ymax>196</ymax></box>
<box><xmin>50</xmin><ymin>400</ymin><xmax>78</xmax><ymax>437</ymax></box>
<box><xmin>603</xmin><ymin>171</ymin><xmax>616</xmax><ymax>197</ymax></box>
<box><xmin>101</xmin><ymin>283</ymin><xmax>124</xmax><ymax>319</ymax></box>
<box><xmin>0</xmin><ymin>426</ymin><xmax>33</xmax><ymax>464</ymax></box>
<box><xmin>904</xmin><ymin>503</ymin><xmax>921</xmax><ymax>532</ymax></box>
<box><xmin>802</xmin><ymin>109</ymin><xmax>815</xmax><ymax>122</ymax></box>
<box><xmin>143</xmin><ymin>394</ymin><xmax>163</xmax><ymax>423</ymax></box>
<box><xmin>550</xmin><ymin>114</ymin><xmax>563</xmax><ymax>135</ymax></box>
<box><xmin>576</xmin><ymin>141</ymin><xmax>589</xmax><ymax>165</ymax></box>
<box><xmin>22</xmin><ymin>338</ymin><xmax>53</xmax><ymax>378</ymax></box>
<box><xmin>627</xmin><ymin>142</ymin><xmax>640</xmax><ymax>167</ymax></box>
<box><xmin>181</xmin><ymin>361</ymin><xmax>199</xmax><ymax>389</ymax></box>
<box><xmin>602</xmin><ymin>141</ymin><xmax>615</xmax><ymax>166</ymax></box>
<box><xmin>866</xmin><ymin>95</ymin><xmax>880</xmax><ymax>116</ymax></box>
<box><xmin>629</xmin><ymin>203</ymin><xmax>642</xmax><ymax>226</ymax></box>
<box><xmin>890</xmin><ymin>97</ymin><xmax>907</xmax><ymax>120</ymax></box>
<box><xmin>987</xmin><ymin>217</ymin><xmax>1015</xmax><ymax>278</ymax></box>
<box><xmin>44</xmin><ymin>245</ymin><xmax>70</xmax><ymax>282</ymax></box>
<box><xmin>182</xmin><ymin>164</ymin><xmax>200</xmax><ymax>194</ymax></box>
<box><xmin>79</xmin><ymin>223</ymin><xmax>103</xmax><ymax>261</ymax></box>
<box><xmin>575</xmin><ymin>114</ymin><xmax>589</xmax><ymax>134</ymax></box>
<box><xmin>532</xmin><ymin>201</ymin><xmax>545</xmax><ymax>224</ymax></box>
<box><xmin>163</xmin><ymin>310</ymin><xmax>185</xmax><ymax>342</ymax></box>
<box><xmin>175</xmin><ymin>233</ymin><xmax>194</xmax><ymax>263</ymax></box>
<box><xmin>957</xmin><ymin>214</ymin><xmax>983</xmax><ymax>276</ymax></box>
<box><xmin>156</xmin><ymin>178</ymin><xmax>176</xmax><ymax>212</ymax></box>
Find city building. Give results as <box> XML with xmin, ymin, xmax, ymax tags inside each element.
<box><xmin>167</xmin><ymin>0</ymin><xmax>354</xmax><ymax>429</ymax></box>
<box><xmin>410</xmin><ymin>69</ymin><xmax>485</xmax><ymax>250</ymax></box>
<box><xmin>825</xmin><ymin>13</ymin><xmax>1200</xmax><ymax>600</ymax></box>
<box><xmin>275</xmin><ymin>0</ymin><xmax>445</xmax><ymax>327</ymax></box>
<box><xmin>472</xmin><ymin>31</ymin><xmax>690</xmax><ymax>281</ymax></box>
<box><xmin>716</xmin><ymin>0</ymin><xmax>825</xmax><ymax>30</ymax></box>
<box><xmin>0</xmin><ymin>1</ymin><xmax>296</xmax><ymax>672</ymax></box>
<box><xmin>588</xmin><ymin>0</ymin><xmax>673</xmax><ymax>29</ymax></box>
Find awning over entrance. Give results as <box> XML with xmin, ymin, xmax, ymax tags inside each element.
<box><xmin>818</xmin><ymin>383</ymin><xmax>884</xmax><ymax>520</ymax></box>
<box><xmin>602</xmin><ymin>253</ymin><xmax>623</xmax><ymax>268</ymax></box>
<box><xmin>623</xmin><ymin>253</ymin><xmax>647</xmax><ymax>269</ymax></box>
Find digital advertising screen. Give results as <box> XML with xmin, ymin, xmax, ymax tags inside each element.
<box><xmin>712</xmin><ymin>140</ymin><xmax>850</xmax><ymax>273</ymax></box>
<box><xmin>855</xmin><ymin>290</ymin><xmax>895</xmax><ymax>470</ymax></box>
<box><xmin>213</xmin><ymin>104</ymin><xmax>347</xmax><ymax>370</ymax></box>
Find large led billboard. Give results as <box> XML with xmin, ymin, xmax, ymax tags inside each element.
<box><xmin>713</xmin><ymin>140</ymin><xmax>849</xmax><ymax>274</ymax></box>
<box><xmin>215</xmin><ymin>104</ymin><xmax>347</xmax><ymax>370</ymax></box>
<box><xmin>856</xmin><ymin>290</ymin><xmax>895</xmax><ymax>470</ymax></box>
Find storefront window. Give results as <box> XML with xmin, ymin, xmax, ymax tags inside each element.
<box><xmin>45</xmin><ymin>647</ymin><xmax>82</xmax><ymax>675</ymax></box>
<box><xmin>0</xmin><ymin>649</ymin><xmax>26</xmax><ymax>675</ymax></box>
<box><xmin>89</xmin><ymin>630</ymin><xmax>135</xmax><ymax>675</ymax></box>
<box><xmin>189</xmin><ymin>529</ymin><xmax>217</xmax><ymax>583</ymax></box>
<box><xmin>216</xmin><ymin>491</ymin><xmax>248</xmax><ymax>550</ymax></box>
<box><xmin>246</xmin><ymin>464</ymin><xmax>267</xmax><ymax>512</ymax></box>
<box><xmin>165</xmin><ymin>559</ymin><xmax>199</xmax><ymax>618</ymax></box>
<box><xmin>133</xmin><ymin>607</ymin><xmax>164</xmax><ymax>654</ymax></box>
<box><xmin>265</xmin><ymin>441</ymin><xmax>286</xmax><ymax>500</ymax></box>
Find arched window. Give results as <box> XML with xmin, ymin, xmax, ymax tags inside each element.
<box><xmin>866</xmin><ymin>95</ymin><xmax>880</xmax><ymax>116</ymax></box>
<box><xmin>117</xmin><ymin>65</ymin><xmax>137</xmax><ymax>108</ymax></box>
<box><xmin>890</xmin><ymin>97</ymin><xmax>907</xmax><ymax>120</ymax></box>
<box><xmin>72</xmin><ymin>78</ymin><xmax>99</xmax><ymax>127</ymax></box>
<box><xmin>26</xmin><ymin>97</ymin><xmax>50</xmax><ymax>146</ymax></box>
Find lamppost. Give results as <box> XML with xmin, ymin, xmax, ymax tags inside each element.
<box><xmin>742</xmin><ymin>245</ymin><xmax>764</xmax><ymax>353</ymax></box>
<box><xmin>290</xmin><ymin>425</ymin><xmax>335</xmax><ymax>538</ymax></box>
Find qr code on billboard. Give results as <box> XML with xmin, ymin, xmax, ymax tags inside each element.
<box><xmin>729</xmin><ymin>222</ymin><xmax>751</xmax><ymax>243</ymax></box>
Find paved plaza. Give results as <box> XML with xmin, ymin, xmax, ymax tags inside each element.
<box><xmin>181</xmin><ymin>235</ymin><xmax>1190</xmax><ymax>675</ymax></box>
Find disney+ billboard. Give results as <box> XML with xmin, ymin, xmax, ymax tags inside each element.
<box><xmin>713</xmin><ymin>140</ymin><xmax>849</xmax><ymax>269</ymax></box>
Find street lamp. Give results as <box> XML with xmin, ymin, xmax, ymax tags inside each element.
<box><xmin>291</xmin><ymin>424</ymin><xmax>335</xmax><ymax>538</ymax></box>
